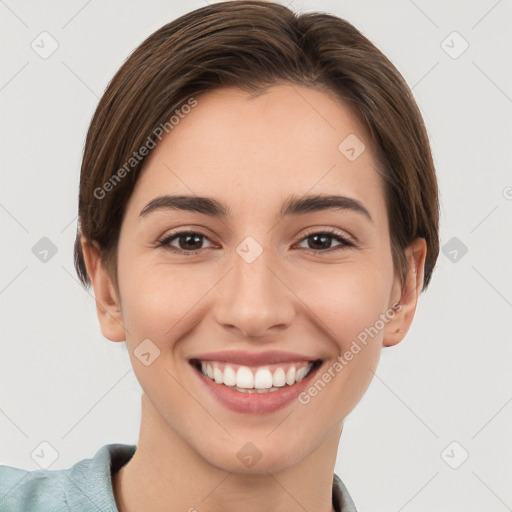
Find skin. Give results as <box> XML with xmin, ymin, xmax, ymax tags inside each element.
<box><xmin>82</xmin><ymin>84</ymin><xmax>426</xmax><ymax>512</ymax></box>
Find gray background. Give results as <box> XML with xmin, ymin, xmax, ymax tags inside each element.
<box><xmin>1</xmin><ymin>0</ymin><xmax>511</xmax><ymax>510</ymax></box>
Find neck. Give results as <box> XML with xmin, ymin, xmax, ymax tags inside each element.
<box><xmin>113</xmin><ymin>394</ymin><xmax>341</xmax><ymax>512</ymax></box>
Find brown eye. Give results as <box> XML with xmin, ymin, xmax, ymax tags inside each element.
<box><xmin>159</xmin><ymin>231</ymin><xmax>214</xmax><ymax>254</ymax></box>
<box><xmin>296</xmin><ymin>230</ymin><xmax>354</xmax><ymax>253</ymax></box>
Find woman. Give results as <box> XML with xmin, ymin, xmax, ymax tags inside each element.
<box><xmin>0</xmin><ymin>1</ymin><xmax>439</xmax><ymax>510</ymax></box>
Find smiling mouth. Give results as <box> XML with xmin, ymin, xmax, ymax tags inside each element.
<box><xmin>190</xmin><ymin>359</ymin><xmax>323</xmax><ymax>393</ymax></box>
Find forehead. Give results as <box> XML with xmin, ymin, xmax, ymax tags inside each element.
<box><xmin>128</xmin><ymin>84</ymin><xmax>386</xmax><ymax>224</ymax></box>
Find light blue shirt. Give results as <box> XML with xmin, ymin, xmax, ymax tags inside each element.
<box><xmin>0</xmin><ymin>444</ymin><xmax>357</xmax><ymax>511</ymax></box>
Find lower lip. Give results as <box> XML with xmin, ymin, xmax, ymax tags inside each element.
<box><xmin>192</xmin><ymin>362</ymin><xmax>322</xmax><ymax>414</ymax></box>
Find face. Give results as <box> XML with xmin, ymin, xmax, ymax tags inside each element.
<box><xmin>89</xmin><ymin>84</ymin><xmax>423</xmax><ymax>474</ymax></box>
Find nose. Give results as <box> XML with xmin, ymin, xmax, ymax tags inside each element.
<box><xmin>213</xmin><ymin>247</ymin><xmax>296</xmax><ymax>339</ymax></box>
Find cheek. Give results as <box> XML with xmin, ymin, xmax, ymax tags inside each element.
<box><xmin>118</xmin><ymin>261</ymin><xmax>214</xmax><ymax>346</ymax></box>
<box><xmin>293</xmin><ymin>261</ymin><xmax>391</xmax><ymax>420</ymax></box>
<box><xmin>300</xmin><ymin>259</ymin><xmax>392</xmax><ymax>347</ymax></box>
<box><xmin>117</xmin><ymin>263</ymin><xmax>206</xmax><ymax>408</ymax></box>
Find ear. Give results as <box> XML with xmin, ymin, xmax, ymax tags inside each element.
<box><xmin>382</xmin><ymin>237</ymin><xmax>427</xmax><ymax>348</ymax></box>
<box><xmin>80</xmin><ymin>237</ymin><xmax>126</xmax><ymax>342</ymax></box>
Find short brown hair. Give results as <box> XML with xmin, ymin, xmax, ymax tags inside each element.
<box><xmin>74</xmin><ymin>0</ymin><xmax>439</xmax><ymax>292</ymax></box>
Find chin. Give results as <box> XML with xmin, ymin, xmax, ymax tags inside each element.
<box><xmin>193</xmin><ymin>430</ymin><xmax>316</xmax><ymax>476</ymax></box>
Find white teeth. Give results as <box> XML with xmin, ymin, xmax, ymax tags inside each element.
<box><xmin>197</xmin><ymin>360</ymin><xmax>317</xmax><ymax>391</ymax></box>
<box><xmin>254</xmin><ymin>368</ymin><xmax>273</xmax><ymax>389</ymax></box>
<box><xmin>272</xmin><ymin>367</ymin><xmax>286</xmax><ymax>387</ymax></box>
<box><xmin>223</xmin><ymin>365</ymin><xmax>237</xmax><ymax>387</ymax></box>
<box><xmin>295</xmin><ymin>366</ymin><xmax>308</xmax><ymax>382</ymax></box>
<box><xmin>213</xmin><ymin>366</ymin><xmax>223</xmax><ymax>384</ymax></box>
<box><xmin>285</xmin><ymin>366</ymin><xmax>296</xmax><ymax>385</ymax></box>
<box><xmin>236</xmin><ymin>366</ymin><xmax>254</xmax><ymax>389</ymax></box>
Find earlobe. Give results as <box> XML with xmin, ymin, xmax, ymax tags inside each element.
<box><xmin>382</xmin><ymin>238</ymin><xmax>427</xmax><ymax>347</ymax></box>
<box><xmin>80</xmin><ymin>237</ymin><xmax>126</xmax><ymax>342</ymax></box>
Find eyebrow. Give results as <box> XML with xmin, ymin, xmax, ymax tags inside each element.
<box><xmin>139</xmin><ymin>194</ymin><xmax>373</xmax><ymax>223</ymax></box>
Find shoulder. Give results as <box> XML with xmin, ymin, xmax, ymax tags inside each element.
<box><xmin>0</xmin><ymin>463</ymin><xmax>70</xmax><ymax>512</ymax></box>
<box><xmin>0</xmin><ymin>444</ymin><xmax>136</xmax><ymax>512</ymax></box>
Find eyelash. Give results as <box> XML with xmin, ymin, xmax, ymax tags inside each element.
<box><xmin>156</xmin><ymin>228</ymin><xmax>355</xmax><ymax>256</ymax></box>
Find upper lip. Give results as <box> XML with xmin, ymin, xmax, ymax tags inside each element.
<box><xmin>189</xmin><ymin>350</ymin><xmax>321</xmax><ymax>366</ymax></box>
